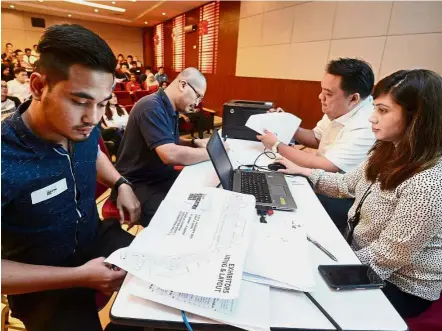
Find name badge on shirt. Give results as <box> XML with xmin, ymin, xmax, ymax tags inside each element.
<box><xmin>31</xmin><ymin>178</ymin><xmax>68</xmax><ymax>205</ymax></box>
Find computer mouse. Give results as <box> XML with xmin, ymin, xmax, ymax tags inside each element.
<box><xmin>268</xmin><ymin>162</ymin><xmax>287</xmax><ymax>171</ymax></box>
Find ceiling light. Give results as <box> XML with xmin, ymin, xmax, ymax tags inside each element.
<box><xmin>162</xmin><ymin>12</ymin><xmax>166</xmax><ymax>16</ymax></box>
<box><xmin>130</xmin><ymin>0</ymin><xmax>136</xmax><ymax>2</ymax></box>
<box><xmin>38</xmin><ymin>0</ymin><xmax>44</xmax><ymax>2</ymax></box>
<box><xmin>94</xmin><ymin>8</ymin><xmax>98</xmax><ymax>12</ymax></box>
<box><xmin>10</xmin><ymin>4</ymin><xmax>15</xmax><ymax>8</ymax></box>
<box><xmin>64</xmin><ymin>0</ymin><xmax>126</xmax><ymax>13</ymax></box>
<box><xmin>144</xmin><ymin>21</ymin><xmax>148</xmax><ymax>24</ymax></box>
<box><xmin>112</xmin><ymin>1</ymin><xmax>115</xmax><ymax>3</ymax></box>
<box><xmin>68</xmin><ymin>14</ymin><xmax>72</xmax><ymax>17</ymax></box>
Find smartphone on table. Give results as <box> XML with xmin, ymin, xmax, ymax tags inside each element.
<box><xmin>318</xmin><ymin>264</ymin><xmax>385</xmax><ymax>291</ymax></box>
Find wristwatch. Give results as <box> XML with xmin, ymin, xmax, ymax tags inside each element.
<box><xmin>114</xmin><ymin>176</ymin><xmax>131</xmax><ymax>191</ymax></box>
<box><xmin>271</xmin><ymin>141</ymin><xmax>281</xmax><ymax>154</ymax></box>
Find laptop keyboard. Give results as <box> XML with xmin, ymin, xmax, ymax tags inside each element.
<box><xmin>240</xmin><ymin>172</ymin><xmax>272</xmax><ymax>204</ymax></box>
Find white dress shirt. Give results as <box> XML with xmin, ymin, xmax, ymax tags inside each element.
<box><xmin>313</xmin><ymin>97</ymin><xmax>376</xmax><ymax>172</ymax></box>
<box><xmin>309</xmin><ymin>158</ymin><xmax>442</xmax><ymax>301</ymax></box>
<box><xmin>7</xmin><ymin>79</ymin><xmax>31</xmax><ymax>103</ymax></box>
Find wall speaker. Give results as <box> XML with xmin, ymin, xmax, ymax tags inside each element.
<box><xmin>31</xmin><ymin>17</ymin><xmax>45</xmax><ymax>28</ymax></box>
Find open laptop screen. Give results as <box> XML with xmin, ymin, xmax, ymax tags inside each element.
<box><xmin>206</xmin><ymin>131</ymin><xmax>234</xmax><ymax>190</ymax></box>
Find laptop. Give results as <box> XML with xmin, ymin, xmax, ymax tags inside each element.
<box><xmin>206</xmin><ymin>131</ymin><xmax>297</xmax><ymax>211</ymax></box>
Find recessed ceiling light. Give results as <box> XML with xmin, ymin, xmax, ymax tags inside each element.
<box><xmin>112</xmin><ymin>1</ymin><xmax>115</xmax><ymax>3</ymax></box>
<box><xmin>64</xmin><ymin>0</ymin><xmax>126</xmax><ymax>13</ymax></box>
<box><xmin>144</xmin><ymin>21</ymin><xmax>148</xmax><ymax>24</ymax></box>
<box><xmin>10</xmin><ymin>4</ymin><xmax>15</xmax><ymax>8</ymax></box>
<box><xmin>38</xmin><ymin>0</ymin><xmax>44</xmax><ymax>2</ymax></box>
<box><xmin>130</xmin><ymin>0</ymin><xmax>136</xmax><ymax>2</ymax></box>
<box><xmin>68</xmin><ymin>14</ymin><xmax>72</xmax><ymax>17</ymax></box>
<box><xmin>94</xmin><ymin>8</ymin><xmax>98</xmax><ymax>12</ymax></box>
<box><xmin>162</xmin><ymin>12</ymin><xmax>166</xmax><ymax>16</ymax></box>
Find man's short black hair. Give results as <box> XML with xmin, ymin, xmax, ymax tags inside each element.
<box><xmin>14</xmin><ymin>49</ymin><xmax>23</xmax><ymax>55</ymax></box>
<box><xmin>1</xmin><ymin>53</ymin><xmax>7</xmax><ymax>60</ymax></box>
<box><xmin>158</xmin><ymin>66</ymin><xmax>164</xmax><ymax>70</ymax></box>
<box><xmin>127</xmin><ymin>55</ymin><xmax>133</xmax><ymax>59</ymax></box>
<box><xmin>131</xmin><ymin>61</ymin><xmax>137</xmax><ymax>66</ymax></box>
<box><xmin>145</xmin><ymin>66</ymin><xmax>152</xmax><ymax>71</ymax></box>
<box><xmin>14</xmin><ymin>67</ymin><xmax>26</xmax><ymax>76</ymax></box>
<box><xmin>33</xmin><ymin>44</ymin><xmax>37</xmax><ymax>48</ymax></box>
<box><xmin>37</xmin><ymin>24</ymin><xmax>116</xmax><ymax>85</ymax></box>
<box><xmin>6</xmin><ymin>43</ymin><xmax>13</xmax><ymax>47</ymax></box>
<box><xmin>25</xmin><ymin>48</ymin><xmax>31</xmax><ymax>53</ymax></box>
<box><xmin>326</xmin><ymin>58</ymin><xmax>374</xmax><ymax>99</ymax></box>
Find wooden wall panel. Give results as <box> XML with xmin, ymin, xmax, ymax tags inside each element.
<box><xmin>142</xmin><ymin>27</ymin><xmax>154</xmax><ymax>68</ymax></box>
<box><xmin>143</xmin><ymin>1</ymin><xmax>323</xmax><ymax>129</ymax></box>
<box><xmin>203</xmin><ymin>76</ymin><xmax>322</xmax><ymax>129</ymax></box>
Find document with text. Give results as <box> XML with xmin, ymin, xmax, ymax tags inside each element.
<box><xmin>243</xmin><ymin>223</ymin><xmax>316</xmax><ymax>292</ymax></box>
<box><xmin>106</xmin><ymin>188</ymin><xmax>256</xmax><ymax>299</ymax></box>
<box><xmin>127</xmin><ymin>276</ymin><xmax>271</xmax><ymax>331</ymax></box>
<box><xmin>245</xmin><ymin>112</ymin><xmax>302</xmax><ymax>145</ymax></box>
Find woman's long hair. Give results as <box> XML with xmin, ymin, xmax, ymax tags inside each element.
<box><xmin>105</xmin><ymin>101</ymin><xmax>125</xmax><ymax>120</ymax></box>
<box><xmin>366</xmin><ymin>69</ymin><xmax>442</xmax><ymax>190</ymax></box>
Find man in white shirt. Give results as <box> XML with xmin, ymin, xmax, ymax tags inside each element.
<box><xmin>257</xmin><ymin>58</ymin><xmax>375</xmax><ymax>173</ymax></box>
<box><xmin>7</xmin><ymin>67</ymin><xmax>31</xmax><ymax>103</ymax></box>
<box><xmin>23</xmin><ymin>48</ymin><xmax>37</xmax><ymax>65</ymax></box>
<box><xmin>257</xmin><ymin>58</ymin><xmax>376</xmax><ymax>232</ymax></box>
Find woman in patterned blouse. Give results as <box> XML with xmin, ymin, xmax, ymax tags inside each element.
<box><xmin>276</xmin><ymin>69</ymin><xmax>442</xmax><ymax>318</ymax></box>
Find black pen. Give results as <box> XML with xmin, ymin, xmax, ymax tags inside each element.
<box><xmin>307</xmin><ymin>235</ymin><xmax>338</xmax><ymax>262</ymax></box>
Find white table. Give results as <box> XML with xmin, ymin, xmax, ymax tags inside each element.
<box><xmin>111</xmin><ymin>139</ymin><xmax>408</xmax><ymax>331</ymax></box>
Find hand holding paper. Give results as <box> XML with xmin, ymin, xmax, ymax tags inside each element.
<box><xmin>246</xmin><ymin>112</ymin><xmax>302</xmax><ymax>145</ymax></box>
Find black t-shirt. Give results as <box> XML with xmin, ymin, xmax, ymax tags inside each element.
<box><xmin>115</xmin><ymin>89</ymin><xmax>179</xmax><ymax>184</ymax></box>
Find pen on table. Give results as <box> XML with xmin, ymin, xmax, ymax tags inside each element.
<box><xmin>307</xmin><ymin>235</ymin><xmax>338</xmax><ymax>262</ymax></box>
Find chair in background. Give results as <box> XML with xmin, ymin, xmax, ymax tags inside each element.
<box><xmin>125</xmin><ymin>104</ymin><xmax>133</xmax><ymax>114</ymax></box>
<box><xmin>134</xmin><ymin>90</ymin><xmax>149</xmax><ymax>102</ymax></box>
<box><xmin>114</xmin><ymin>91</ymin><xmax>133</xmax><ymax>107</ymax></box>
<box><xmin>406</xmin><ymin>294</ymin><xmax>442</xmax><ymax>331</ymax></box>
<box><xmin>146</xmin><ymin>84</ymin><xmax>159</xmax><ymax>95</ymax></box>
<box><xmin>114</xmin><ymin>82</ymin><xmax>124</xmax><ymax>91</ymax></box>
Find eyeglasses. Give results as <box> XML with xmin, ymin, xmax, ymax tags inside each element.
<box><xmin>344</xmin><ymin>183</ymin><xmax>374</xmax><ymax>246</ymax></box>
<box><xmin>181</xmin><ymin>80</ymin><xmax>203</xmax><ymax>105</ymax></box>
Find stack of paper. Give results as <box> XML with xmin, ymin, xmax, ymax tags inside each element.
<box><xmin>245</xmin><ymin>112</ymin><xmax>302</xmax><ymax>145</ymax></box>
<box><xmin>106</xmin><ymin>188</ymin><xmax>270</xmax><ymax>330</ymax></box>
<box><xmin>243</xmin><ymin>223</ymin><xmax>316</xmax><ymax>292</ymax></box>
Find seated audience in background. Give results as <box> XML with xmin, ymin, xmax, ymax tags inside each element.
<box><xmin>115</xmin><ymin>67</ymin><xmax>213</xmax><ymax>226</ymax></box>
<box><xmin>258</xmin><ymin>58</ymin><xmax>376</xmax><ymax>231</ymax></box>
<box><xmin>1</xmin><ymin>24</ymin><xmax>141</xmax><ymax>331</ymax></box>
<box><xmin>23</xmin><ymin>48</ymin><xmax>37</xmax><ymax>65</ymax></box>
<box><xmin>160</xmin><ymin>81</ymin><xmax>168</xmax><ymax>89</ymax></box>
<box><xmin>133</xmin><ymin>56</ymin><xmax>142</xmax><ymax>67</ymax></box>
<box><xmin>114</xmin><ymin>63</ymin><xmax>127</xmax><ymax>82</ymax></box>
<box><xmin>117</xmin><ymin>53</ymin><xmax>125</xmax><ymax>64</ymax></box>
<box><xmin>155</xmin><ymin>66</ymin><xmax>168</xmax><ymax>84</ymax></box>
<box><xmin>2</xmin><ymin>64</ymin><xmax>13</xmax><ymax>82</ymax></box>
<box><xmin>1</xmin><ymin>80</ymin><xmax>20</xmax><ymax>120</ymax></box>
<box><xmin>100</xmin><ymin>94</ymin><xmax>128</xmax><ymax>158</ymax></box>
<box><xmin>125</xmin><ymin>74</ymin><xmax>141</xmax><ymax>94</ymax></box>
<box><xmin>126</xmin><ymin>55</ymin><xmax>133</xmax><ymax>65</ymax></box>
<box><xmin>5</xmin><ymin>42</ymin><xmax>13</xmax><ymax>53</ymax></box>
<box><xmin>120</xmin><ymin>63</ymin><xmax>131</xmax><ymax>81</ymax></box>
<box><xmin>15</xmin><ymin>50</ymin><xmax>33</xmax><ymax>74</ymax></box>
<box><xmin>7</xmin><ymin>67</ymin><xmax>30</xmax><ymax>103</ymax></box>
<box><xmin>129</xmin><ymin>61</ymin><xmax>142</xmax><ymax>76</ymax></box>
<box><xmin>102</xmin><ymin>93</ymin><xmax>129</xmax><ymax>131</ymax></box>
<box><xmin>31</xmin><ymin>44</ymin><xmax>38</xmax><ymax>56</ymax></box>
<box><xmin>276</xmin><ymin>69</ymin><xmax>442</xmax><ymax>319</ymax></box>
<box><xmin>139</xmin><ymin>66</ymin><xmax>153</xmax><ymax>82</ymax></box>
<box><xmin>143</xmin><ymin>73</ymin><xmax>159</xmax><ymax>91</ymax></box>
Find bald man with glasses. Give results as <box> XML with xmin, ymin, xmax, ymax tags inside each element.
<box><xmin>115</xmin><ymin>67</ymin><xmax>216</xmax><ymax>226</ymax></box>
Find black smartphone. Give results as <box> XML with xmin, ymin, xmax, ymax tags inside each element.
<box><xmin>318</xmin><ymin>264</ymin><xmax>385</xmax><ymax>291</ymax></box>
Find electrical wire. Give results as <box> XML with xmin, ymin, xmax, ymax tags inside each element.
<box><xmin>181</xmin><ymin>310</ymin><xmax>194</xmax><ymax>331</ymax></box>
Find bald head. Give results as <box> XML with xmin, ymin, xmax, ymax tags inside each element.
<box><xmin>176</xmin><ymin>67</ymin><xmax>206</xmax><ymax>91</ymax></box>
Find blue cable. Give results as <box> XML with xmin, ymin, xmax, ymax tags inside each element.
<box><xmin>181</xmin><ymin>310</ymin><xmax>194</xmax><ymax>331</ymax></box>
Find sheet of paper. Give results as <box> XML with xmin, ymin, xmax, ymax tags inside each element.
<box><xmin>245</xmin><ymin>113</ymin><xmax>302</xmax><ymax>145</ymax></box>
<box><xmin>243</xmin><ymin>223</ymin><xmax>316</xmax><ymax>292</ymax></box>
<box><xmin>127</xmin><ymin>276</ymin><xmax>271</xmax><ymax>331</ymax></box>
<box><xmin>242</xmin><ymin>272</ymin><xmax>299</xmax><ymax>291</ymax></box>
<box><xmin>106</xmin><ymin>187</ymin><xmax>256</xmax><ymax>299</ymax></box>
